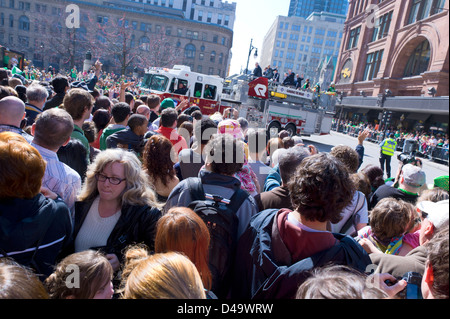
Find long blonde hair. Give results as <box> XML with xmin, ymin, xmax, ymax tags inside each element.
<box><xmin>120</xmin><ymin>246</ymin><xmax>206</xmax><ymax>299</ymax></box>
<box><xmin>78</xmin><ymin>148</ymin><xmax>161</xmax><ymax>208</ymax></box>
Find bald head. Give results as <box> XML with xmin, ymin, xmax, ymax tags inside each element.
<box><xmin>0</xmin><ymin>96</ymin><xmax>26</xmax><ymax>127</ymax></box>
<box><xmin>136</xmin><ymin>105</ymin><xmax>150</xmax><ymax>120</ymax></box>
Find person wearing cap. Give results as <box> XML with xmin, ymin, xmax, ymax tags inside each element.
<box><xmin>367</xmin><ymin>200</ymin><xmax>449</xmax><ymax>281</ymax></box>
<box><xmin>433</xmin><ymin>175</ymin><xmax>449</xmax><ymax>193</ymax></box>
<box><xmin>379</xmin><ymin>133</ymin><xmax>398</xmax><ymax>179</ymax></box>
<box><xmin>151</xmin><ymin>98</ymin><xmax>187</xmax><ymax>128</ymax></box>
<box><xmin>369</xmin><ymin>163</ymin><xmax>426</xmax><ymax>210</ymax></box>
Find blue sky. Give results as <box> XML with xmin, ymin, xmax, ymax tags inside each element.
<box><xmin>229</xmin><ymin>0</ymin><xmax>291</xmax><ymax>75</ymax></box>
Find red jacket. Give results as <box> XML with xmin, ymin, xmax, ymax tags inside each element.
<box><xmin>156</xmin><ymin>126</ymin><xmax>188</xmax><ymax>154</ymax></box>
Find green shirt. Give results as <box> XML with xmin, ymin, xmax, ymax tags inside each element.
<box><xmin>71</xmin><ymin>125</ymin><xmax>90</xmax><ymax>163</ymax></box>
<box><xmin>99</xmin><ymin>125</ymin><xmax>127</xmax><ymax>150</ymax></box>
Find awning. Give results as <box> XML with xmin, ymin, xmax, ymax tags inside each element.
<box><xmin>406</xmin><ymin>113</ymin><xmax>431</xmax><ymax>121</ymax></box>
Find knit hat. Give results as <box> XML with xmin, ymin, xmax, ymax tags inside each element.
<box><xmin>401</xmin><ymin>164</ymin><xmax>426</xmax><ymax>188</ymax></box>
<box><xmin>160</xmin><ymin>98</ymin><xmax>175</xmax><ymax>110</ymax></box>
<box><xmin>417</xmin><ymin>200</ymin><xmax>449</xmax><ymax>231</ymax></box>
<box><xmin>217</xmin><ymin>119</ymin><xmax>244</xmax><ymax>140</ymax></box>
<box><xmin>433</xmin><ymin>175</ymin><xmax>449</xmax><ymax>192</ymax></box>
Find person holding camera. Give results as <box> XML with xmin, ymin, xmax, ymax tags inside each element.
<box><xmin>379</xmin><ymin>133</ymin><xmax>398</xmax><ymax>179</ymax></box>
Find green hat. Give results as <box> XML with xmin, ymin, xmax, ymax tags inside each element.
<box><xmin>434</xmin><ymin>175</ymin><xmax>449</xmax><ymax>192</ymax></box>
<box><xmin>160</xmin><ymin>98</ymin><xmax>175</xmax><ymax>110</ymax></box>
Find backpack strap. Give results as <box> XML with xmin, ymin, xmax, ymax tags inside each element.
<box><xmin>226</xmin><ymin>189</ymin><xmax>250</xmax><ymax>214</ymax></box>
<box><xmin>340</xmin><ymin>191</ymin><xmax>365</xmax><ymax>235</ymax></box>
<box><xmin>187</xmin><ymin>177</ymin><xmax>249</xmax><ymax>212</ymax></box>
<box><xmin>187</xmin><ymin>177</ymin><xmax>206</xmax><ymax>201</ymax></box>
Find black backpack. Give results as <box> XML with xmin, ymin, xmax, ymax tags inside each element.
<box><xmin>187</xmin><ymin>178</ymin><xmax>249</xmax><ymax>298</ymax></box>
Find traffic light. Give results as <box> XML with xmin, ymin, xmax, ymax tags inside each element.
<box><xmin>385</xmin><ymin>111</ymin><xmax>393</xmax><ymax>126</ymax></box>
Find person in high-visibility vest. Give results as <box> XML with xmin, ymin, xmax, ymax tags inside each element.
<box><xmin>379</xmin><ymin>133</ymin><xmax>397</xmax><ymax>178</ymax></box>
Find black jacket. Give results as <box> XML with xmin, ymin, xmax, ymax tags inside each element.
<box><xmin>106</xmin><ymin>127</ymin><xmax>147</xmax><ymax>156</ymax></box>
<box><xmin>231</xmin><ymin>209</ymin><xmax>372</xmax><ymax>299</ymax></box>
<box><xmin>65</xmin><ymin>199</ymin><xmax>161</xmax><ymax>263</ymax></box>
<box><xmin>283</xmin><ymin>73</ymin><xmax>296</xmax><ymax>86</ymax></box>
<box><xmin>0</xmin><ymin>194</ymin><xmax>72</xmax><ymax>279</ymax></box>
<box><xmin>44</xmin><ymin>93</ymin><xmax>65</xmax><ymax>111</ymax></box>
<box><xmin>253</xmin><ymin>65</ymin><xmax>262</xmax><ymax>78</ymax></box>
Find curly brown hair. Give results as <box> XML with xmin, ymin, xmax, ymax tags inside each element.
<box><xmin>143</xmin><ymin>135</ymin><xmax>177</xmax><ymax>187</ymax></box>
<box><xmin>330</xmin><ymin>145</ymin><xmax>360</xmax><ymax>174</ymax></box>
<box><xmin>288</xmin><ymin>153</ymin><xmax>355</xmax><ymax>223</ymax></box>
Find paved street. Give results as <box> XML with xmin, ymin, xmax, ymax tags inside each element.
<box><xmin>301</xmin><ymin>131</ymin><xmax>449</xmax><ymax>187</ymax></box>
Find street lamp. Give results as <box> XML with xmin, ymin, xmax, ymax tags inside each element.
<box><xmin>245</xmin><ymin>38</ymin><xmax>258</xmax><ymax>75</ymax></box>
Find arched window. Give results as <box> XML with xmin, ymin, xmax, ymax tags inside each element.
<box><xmin>18</xmin><ymin>15</ymin><xmax>30</xmax><ymax>31</ymax></box>
<box><xmin>139</xmin><ymin>36</ymin><xmax>150</xmax><ymax>51</ymax></box>
<box><xmin>210</xmin><ymin>50</ymin><xmax>216</xmax><ymax>62</ymax></box>
<box><xmin>185</xmin><ymin>43</ymin><xmax>196</xmax><ymax>59</ymax></box>
<box><xmin>218</xmin><ymin>53</ymin><xmax>223</xmax><ymax>65</ymax></box>
<box><xmin>403</xmin><ymin>40</ymin><xmax>430</xmax><ymax>77</ymax></box>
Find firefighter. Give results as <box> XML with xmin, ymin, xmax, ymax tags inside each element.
<box><xmin>379</xmin><ymin>133</ymin><xmax>398</xmax><ymax>178</ymax></box>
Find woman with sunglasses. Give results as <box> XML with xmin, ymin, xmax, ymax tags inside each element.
<box><xmin>62</xmin><ymin>149</ymin><xmax>162</xmax><ymax>277</ymax></box>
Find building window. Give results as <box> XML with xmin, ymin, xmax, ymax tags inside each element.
<box><xmin>403</xmin><ymin>40</ymin><xmax>430</xmax><ymax>77</ymax></box>
<box><xmin>210</xmin><ymin>51</ymin><xmax>216</xmax><ymax>62</ymax></box>
<box><xmin>18</xmin><ymin>15</ymin><xmax>29</xmax><ymax>31</ymax></box>
<box><xmin>363</xmin><ymin>50</ymin><xmax>384</xmax><ymax>81</ymax></box>
<box><xmin>9</xmin><ymin>14</ymin><xmax>13</xmax><ymax>28</ymax></box>
<box><xmin>139</xmin><ymin>36</ymin><xmax>150</xmax><ymax>51</ymax></box>
<box><xmin>347</xmin><ymin>26</ymin><xmax>361</xmax><ymax>49</ymax></box>
<box><xmin>185</xmin><ymin>43</ymin><xmax>196</xmax><ymax>58</ymax></box>
<box><xmin>371</xmin><ymin>11</ymin><xmax>392</xmax><ymax>42</ymax></box>
<box><xmin>408</xmin><ymin>0</ymin><xmax>445</xmax><ymax>24</ymax></box>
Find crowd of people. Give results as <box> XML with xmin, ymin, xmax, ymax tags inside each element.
<box><xmin>252</xmin><ymin>62</ymin><xmax>336</xmax><ymax>95</ymax></box>
<box><xmin>334</xmin><ymin>120</ymin><xmax>449</xmax><ymax>160</ymax></box>
<box><xmin>0</xmin><ymin>62</ymin><xmax>449</xmax><ymax>300</ymax></box>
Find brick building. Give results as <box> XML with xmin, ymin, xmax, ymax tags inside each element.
<box><xmin>334</xmin><ymin>0</ymin><xmax>449</xmax><ymax>134</ymax></box>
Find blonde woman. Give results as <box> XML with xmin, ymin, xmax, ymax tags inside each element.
<box><xmin>120</xmin><ymin>247</ymin><xmax>206</xmax><ymax>299</ymax></box>
<box><xmin>64</xmin><ymin>149</ymin><xmax>162</xmax><ymax>273</ymax></box>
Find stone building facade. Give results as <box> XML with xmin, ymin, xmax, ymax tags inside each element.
<box><xmin>0</xmin><ymin>0</ymin><xmax>235</xmax><ymax>77</ymax></box>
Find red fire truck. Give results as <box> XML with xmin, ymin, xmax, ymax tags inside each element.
<box><xmin>140</xmin><ymin>65</ymin><xmax>225</xmax><ymax>116</ymax></box>
<box><xmin>140</xmin><ymin>65</ymin><xmax>336</xmax><ymax>137</ymax></box>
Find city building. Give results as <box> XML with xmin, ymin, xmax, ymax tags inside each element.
<box><xmin>288</xmin><ymin>0</ymin><xmax>349</xmax><ymax>18</ymax></box>
<box><xmin>0</xmin><ymin>0</ymin><xmax>236</xmax><ymax>77</ymax></box>
<box><xmin>334</xmin><ymin>0</ymin><xmax>449</xmax><ymax>134</ymax></box>
<box><xmin>259</xmin><ymin>12</ymin><xmax>346</xmax><ymax>84</ymax></box>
